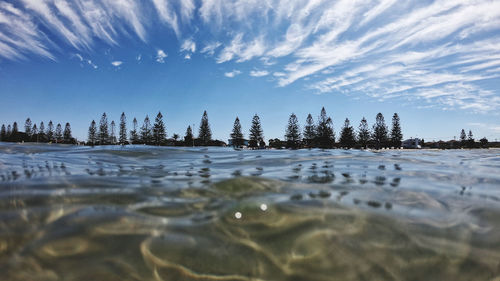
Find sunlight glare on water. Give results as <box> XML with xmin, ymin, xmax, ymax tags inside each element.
<box><xmin>0</xmin><ymin>143</ymin><xmax>499</xmax><ymax>280</ymax></box>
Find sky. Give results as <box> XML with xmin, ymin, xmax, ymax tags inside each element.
<box><xmin>0</xmin><ymin>0</ymin><xmax>499</xmax><ymax>142</ymax></box>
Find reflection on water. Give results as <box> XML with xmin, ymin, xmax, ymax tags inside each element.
<box><xmin>0</xmin><ymin>143</ymin><xmax>500</xmax><ymax>280</ymax></box>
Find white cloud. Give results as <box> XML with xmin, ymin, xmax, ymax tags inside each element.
<box><xmin>224</xmin><ymin>70</ymin><xmax>241</xmax><ymax>78</ymax></box>
<box><xmin>156</xmin><ymin>49</ymin><xmax>167</xmax><ymax>63</ymax></box>
<box><xmin>111</xmin><ymin>61</ymin><xmax>122</xmax><ymax>66</ymax></box>
<box><xmin>200</xmin><ymin>41</ymin><xmax>221</xmax><ymax>56</ymax></box>
<box><xmin>1</xmin><ymin>0</ymin><xmax>500</xmax><ymax>112</ymax></box>
<box><xmin>250</xmin><ymin>70</ymin><xmax>269</xmax><ymax>77</ymax></box>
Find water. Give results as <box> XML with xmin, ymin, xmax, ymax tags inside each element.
<box><xmin>0</xmin><ymin>143</ymin><xmax>499</xmax><ymax>281</ymax></box>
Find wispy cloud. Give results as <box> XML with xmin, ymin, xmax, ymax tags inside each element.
<box><xmin>0</xmin><ymin>0</ymin><xmax>499</xmax><ymax>112</ymax></box>
<box><xmin>156</xmin><ymin>49</ymin><xmax>167</xmax><ymax>63</ymax></box>
<box><xmin>111</xmin><ymin>61</ymin><xmax>122</xmax><ymax>67</ymax></box>
<box><xmin>224</xmin><ymin>70</ymin><xmax>241</xmax><ymax>78</ymax></box>
<box><xmin>250</xmin><ymin>70</ymin><xmax>269</xmax><ymax>77</ymax></box>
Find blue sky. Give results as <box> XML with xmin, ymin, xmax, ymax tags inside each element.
<box><xmin>0</xmin><ymin>0</ymin><xmax>499</xmax><ymax>142</ymax></box>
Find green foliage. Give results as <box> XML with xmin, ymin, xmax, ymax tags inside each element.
<box><xmin>339</xmin><ymin>118</ymin><xmax>356</xmax><ymax>148</ymax></box>
<box><xmin>357</xmin><ymin>117</ymin><xmax>370</xmax><ymax>149</ymax></box>
<box><xmin>315</xmin><ymin>107</ymin><xmax>334</xmax><ymax>148</ymax></box>
<box><xmin>88</xmin><ymin>120</ymin><xmax>97</xmax><ymax>145</ymax></box>
<box><xmin>285</xmin><ymin>113</ymin><xmax>301</xmax><ymax>148</ymax></box>
<box><xmin>99</xmin><ymin>113</ymin><xmax>109</xmax><ymax>144</ymax></box>
<box><xmin>47</xmin><ymin>121</ymin><xmax>54</xmax><ymax>141</ymax></box>
<box><xmin>303</xmin><ymin>113</ymin><xmax>316</xmax><ymax>147</ymax></box>
<box><xmin>119</xmin><ymin>112</ymin><xmax>127</xmax><ymax>145</ymax></box>
<box><xmin>372</xmin><ymin>113</ymin><xmax>388</xmax><ymax>149</ymax></box>
<box><xmin>230</xmin><ymin>117</ymin><xmax>244</xmax><ymax>147</ymax></box>
<box><xmin>55</xmin><ymin>123</ymin><xmax>63</xmax><ymax>142</ymax></box>
<box><xmin>141</xmin><ymin>115</ymin><xmax>152</xmax><ymax>144</ymax></box>
<box><xmin>24</xmin><ymin>118</ymin><xmax>32</xmax><ymax>137</ymax></box>
<box><xmin>390</xmin><ymin>113</ymin><xmax>403</xmax><ymax>148</ymax></box>
<box><xmin>184</xmin><ymin>125</ymin><xmax>194</xmax><ymax>146</ymax></box>
<box><xmin>130</xmin><ymin>118</ymin><xmax>139</xmax><ymax>144</ymax></box>
<box><xmin>63</xmin><ymin>123</ymin><xmax>72</xmax><ymax>141</ymax></box>
<box><xmin>198</xmin><ymin>111</ymin><xmax>212</xmax><ymax>145</ymax></box>
<box><xmin>153</xmin><ymin>111</ymin><xmax>166</xmax><ymax>145</ymax></box>
<box><xmin>249</xmin><ymin>114</ymin><xmax>264</xmax><ymax>148</ymax></box>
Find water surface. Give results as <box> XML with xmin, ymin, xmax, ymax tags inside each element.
<box><xmin>1</xmin><ymin>143</ymin><xmax>499</xmax><ymax>280</ymax></box>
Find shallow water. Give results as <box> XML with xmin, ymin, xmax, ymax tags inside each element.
<box><xmin>0</xmin><ymin>143</ymin><xmax>499</xmax><ymax>281</ymax></box>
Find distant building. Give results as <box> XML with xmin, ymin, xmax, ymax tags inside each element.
<box><xmin>402</xmin><ymin>138</ymin><xmax>421</xmax><ymax>149</ymax></box>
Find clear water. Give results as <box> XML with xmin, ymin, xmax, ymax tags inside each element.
<box><xmin>0</xmin><ymin>143</ymin><xmax>499</xmax><ymax>281</ymax></box>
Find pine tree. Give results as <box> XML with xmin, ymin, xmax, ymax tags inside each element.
<box><xmin>358</xmin><ymin>117</ymin><xmax>370</xmax><ymax>149</ymax></box>
<box><xmin>12</xmin><ymin>122</ymin><xmax>18</xmax><ymax>134</ymax></box>
<box><xmin>153</xmin><ymin>111</ymin><xmax>166</xmax><ymax>145</ymax></box>
<box><xmin>198</xmin><ymin>110</ymin><xmax>212</xmax><ymax>146</ymax></box>
<box><xmin>316</xmin><ymin>107</ymin><xmax>335</xmax><ymax>148</ymax></box>
<box><xmin>303</xmin><ymin>113</ymin><xmax>316</xmax><ymax>147</ymax></box>
<box><xmin>25</xmin><ymin>118</ymin><xmax>32</xmax><ymax>137</ymax></box>
<box><xmin>285</xmin><ymin>113</ymin><xmax>301</xmax><ymax>149</ymax></box>
<box><xmin>130</xmin><ymin>118</ymin><xmax>139</xmax><ymax>144</ymax></box>
<box><xmin>55</xmin><ymin>123</ymin><xmax>63</xmax><ymax>142</ymax></box>
<box><xmin>339</xmin><ymin>118</ymin><xmax>356</xmax><ymax>148</ymax></box>
<box><xmin>184</xmin><ymin>125</ymin><xmax>194</xmax><ymax>146</ymax></box>
<box><xmin>0</xmin><ymin>124</ymin><xmax>6</xmax><ymax>141</ymax></box>
<box><xmin>39</xmin><ymin>122</ymin><xmax>46</xmax><ymax>141</ymax></box>
<box><xmin>47</xmin><ymin>121</ymin><xmax>54</xmax><ymax>141</ymax></box>
<box><xmin>110</xmin><ymin>121</ymin><xmax>116</xmax><ymax>144</ymax></box>
<box><xmin>88</xmin><ymin>120</ymin><xmax>97</xmax><ymax>146</ymax></box>
<box><xmin>140</xmin><ymin>115</ymin><xmax>152</xmax><ymax>144</ymax></box>
<box><xmin>249</xmin><ymin>114</ymin><xmax>264</xmax><ymax>148</ymax></box>
<box><xmin>32</xmin><ymin>124</ymin><xmax>38</xmax><ymax>141</ymax></box>
<box><xmin>230</xmin><ymin>117</ymin><xmax>244</xmax><ymax>147</ymax></box>
<box><xmin>467</xmin><ymin>130</ymin><xmax>474</xmax><ymax>148</ymax></box>
<box><xmin>63</xmin><ymin>123</ymin><xmax>72</xmax><ymax>142</ymax></box>
<box><xmin>390</xmin><ymin>113</ymin><xmax>403</xmax><ymax>148</ymax></box>
<box><xmin>99</xmin><ymin>113</ymin><xmax>109</xmax><ymax>145</ymax></box>
<box><xmin>372</xmin><ymin>113</ymin><xmax>388</xmax><ymax>149</ymax></box>
<box><xmin>7</xmin><ymin>125</ymin><xmax>12</xmax><ymax>137</ymax></box>
<box><xmin>460</xmin><ymin>129</ymin><xmax>467</xmax><ymax>148</ymax></box>
<box><xmin>119</xmin><ymin>112</ymin><xmax>127</xmax><ymax>145</ymax></box>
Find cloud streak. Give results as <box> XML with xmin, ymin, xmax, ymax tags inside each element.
<box><xmin>0</xmin><ymin>0</ymin><xmax>499</xmax><ymax>112</ymax></box>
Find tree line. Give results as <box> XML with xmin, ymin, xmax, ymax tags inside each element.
<box><xmin>0</xmin><ymin>118</ymin><xmax>75</xmax><ymax>144</ymax></box>
<box><xmin>1</xmin><ymin>109</ymin><xmax>492</xmax><ymax>149</ymax></box>
<box><xmin>84</xmin><ymin>108</ymin><xmax>403</xmax><ymax>149</ymax></box>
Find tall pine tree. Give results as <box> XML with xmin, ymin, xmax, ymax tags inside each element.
<box><xmin>303</xmin><ymin>113</ymin><xmax>316</xmax><ymax>147</ymax></box>
<box><xmin>316</xmin><ymin>107</ymin><xmax>335</xmax><ymax>148</ymax></box>
<box><xmin>88</xmin><ymin>120</ymin><xmax>97</xmax><ymax>146</ymax></box>
<box><xmin>357</xmin><ymin>117</ymin><xmax>371</xmax><ymax>149</ymax></box>
<box><xmin>198</xmin><ymin>111</ymin><xmax>212</xmax><ymax>146</ymax></box>
<box><xmin>230</xmin><ymin>117</ymin><xmax>244</xmax><ymax>147</ymax></box>
<box><xmin>467</xmin><ymin>130</ymin><xmax>474</xmax><ymax>148</ymax></box>
<box><xmin>0</xmin><ymin>124</ymin><xmax>6</xmax><ymax>141</ymax></box>
<box><xmin>339</xmin><ymin>118</ymin><xmax>356</xmax><ymax>148</ymax></box>
<box><xmin>47</xmin><ymin>121</ymin><xmax>54</xmax><ymax>142</ymax></box>
<box><xmin>460</xmin><ymin>129</ymin><xmax>467</xmax><ymax>147</ymax></box>
<box><xmin>25</xmin><ymin>118</ymin><xmax>32</xmax><ymax>137</ymax></box>
<box><xmin>141</xmin><ymin>115</ymin><xmax>152</xmax><ymax>144</ymax></box>
<box><xmin>372</xmin><ymin>113</ymin><xmax>388</xmax><ymax>149</ymax></box>
<box><xmin>249</xmin><ymin>114</ymin><xmax>264</xmax><ymax>148</ymax></box>
<box><xmin>63</xmin><ymin>123</ymin><xmax>72</xmax><ymax>142</ymax></box>
<box><xmin>184</xmin><ymin>125</ymin><xmax>194</xmax><ymax>146</ymax></box>
<box><xmin>110</xmin><ymin>121</ymin><xmax>116</xmax><ymax>144</ymax></box>
<box><xmin>130</xmin><ymin>118</ymin><xmax>139</xmax><ymax>144</ymax></box>
<box><xmin>32</xmin><ymin>124</ymin><xmax>38</xmax><ymax>141</ymax></box>
<box><xmin>39</xmin><ymin>122</ymin><xmax>45</xmax><ymax>141</ymax></box>
<box><xmin>285</xmin><ymin>113</ymin><xmax>301</xmax><ymax>149</ymax></box>
<box><xmin>390</xmin><ymin>113</ymin><xmax>403</xmax><ymax>148</ymax></box>
<box><xmin>119</xmin><ymin>112</ymin><xmax>127</xmax><ymax>145</ymax></box>
<box><xmin>153</xmin><ymin>111</ymin><xmax>166</xmax><ymax>145</ymax></box>
<box><xmin>99</xmin><ymin>113</ymin><xmax>109</xmax><ymax>145</ymax></box>
<box><xmin>55</xmin><ymin>123</ymin><xmax>63</xmax><ymax>143</ymax></box>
